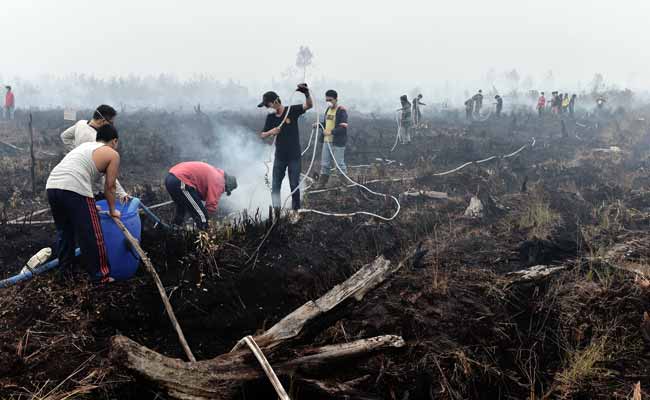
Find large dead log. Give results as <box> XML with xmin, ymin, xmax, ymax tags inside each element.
<box><xmin>111</xmin><ymin>256</ymin><xmax>405</xmax><ymax>399</ymax></box>
<box><xmin>111</xmin><ymin>334</ymin><xmax>405</xmax><ymax>400</ymax></box>
<box><xmin>239</xmin><ymin>255</ymin><xmax>399</xmax><ymax>350</ymax></box>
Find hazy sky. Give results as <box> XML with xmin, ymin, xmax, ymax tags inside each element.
<box><xmin>3</xmin><ymin>0</ymin><xmax>650</xmax><ymax>87</ymax></box>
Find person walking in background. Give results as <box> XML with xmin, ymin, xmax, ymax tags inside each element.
<box><xmin>316</xmin><ymin>89</ymin><xmax>348</xmax><ymax>189</ymax></box>
<box><xmin>412</xmin><ymin>94</ymin><xmax>425</xmax><ymax>127</ymax></box>
<box><xmin>465</xmin><ymin>97</ymin><xmax>474</xmax><ymax>120</ymax></box>
<box><xmin>561</xmin><ymin>93</ymin><xmax>570</xmax><ymax>114</ymax></box>
<box><xmin>259</xmin><ymin>83</ymin><xmax>313</xmax><ymax>213</ymax></box>
<box><xmin>165</xmin><ymin>161</ymin><xmax>237</xmax><ymax>230</ymax></box>
<box><xmin>398</xmin><ymin>95</ymin><xmax>412</xmax><ymax>144</ymax></box>
<box><xmin>536</xmin><ymin>92</ymin><xmax>546</xmax><ymax>117</ymax></box>
<box><xmin>569</xmin><ymin>94</ymin><xmax>577</xmax><ymax>116</ymax></box>
<box><xmin>4</xmin><ymin>86</ymin><xmax>15</xmax><ymax>120</ymax></box>
<box><xmin>472</xmin><ymin>90</ymin><xmax>483</xmax><ymax>115</ymax></box>
<box><xmin>494</xmin><ymin>95</ymin><xmax>503</xmax><ymax>117</ymax></box>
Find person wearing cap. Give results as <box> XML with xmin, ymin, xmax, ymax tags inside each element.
<box><xmin>398</xmin><ymin>95</ymin><xmax>412</xmax><ymax>144</ymax></box>
<box><xmin>4</xmin><ymin>86</ymin><xmax>15</xmax><ymax>120</ymax></box>
<box><xmin>259</xmin><ymin>83</ymin><xmax>313</xmax><ymax>211</ymax></box>
<box><xmin>164</xmin><ymin>161</ymin><xmax>238</xmax><ymax>230</ymax></box>
<box><xmin>316</xmin><ymin>89</ymin><xmax>348</xmax><ymax>188</ymax></box>
<box><xmin>472</xmin><ymin>90</ymin><xmax>483</xmax><ymax>115</ymax></box>
<box><xmin>60</xmin><ymin>104</ymin><xmax>129</xmax><ymax>202</ymax></box>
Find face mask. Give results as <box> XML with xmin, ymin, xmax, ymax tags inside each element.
<box><xmin>267</xmin><ymin>108</ymin><xmax>276</xmax><ymax>115</ymax></box>
<box><xmin>326</xmin><ymin>101</ymin><xmax>335</xmax><ymax>108</ymax></box>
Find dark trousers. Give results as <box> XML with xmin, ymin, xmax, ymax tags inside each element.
<box><xmin>47</xmin><ymin>189</ymin><xmax>111</xmax><ymax>282</ymax></box>
<box><xmin>165</xmin><ymin>173</ymin><xmax>209</xmax><ymax>229</ymax></box>
<box><xmin>272</xmin><ymin>157</ymin><xmax>301</xmax><ymax>210</ymax></box>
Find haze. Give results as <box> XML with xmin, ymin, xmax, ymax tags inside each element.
<box><xmin>3</xmin><ymin>0</ymin><xmax>650</xmax><ymax>89</ymax></box>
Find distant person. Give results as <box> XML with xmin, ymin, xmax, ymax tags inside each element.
<box><xmin>412</xmin><ymin>94</ymin><xmax>426</xmax><ymax>127</ymax></box>
<box><xmin>45</xmin><ymin>125</ymin><xmax>122</xmax><ymax>283</ymax></box>
<box><xmin>165</xmin><ymin>161</ymin><xmax>237</xmax><ymax>230</ymax></box>
<box><xmin>316</xmin><ymin>89</ymin><xmax>349</xmax><ymax>189</ymax></box>
<box><xmin>596</xmin><ymin>96</ymin><xmax>606</xmax><ymax>109</ymax></box>
<box><xmin>561</xmin><ymin>93</ymin><xmax>570</xmax><ymax>113</ymax></box>
<box><xmin>569</xmin><ymin>94</ymin><xmax>577</xmax><ymax>116</ymax></box>
<box><xmin>4</xmin><ymin>86</ymin><xmax>14</xmax><ymax>120</ymax></box>
<box><xmin>472</xmin><ymin>90</ymin><xmax>483</xmax><ymax>115</ymax></box>
<box><xmin>398</xmin><ymin>95</ymin><xmax>412</xmax><ymax>144</ymax></box>
<box><xmin>259</xmin><ymin>83</ymin><xmax>313</xmax><ymax>212</ymax></box>
<box><xmin>464</xmin><ymin>98</ymin><xmax>474</xmax><ymax>120</ymax></box>
<box><xmin>550</xmin><ymin>92</ymin><xmax>557</xmax><ymax>113</ymax></box>
<box><xmin>60</xmin><ymin>104</ymin><xmax>129</xmax><ymax>201</ymax></box>
<box><xmin>494</xmin><ymin>95</ymin><xmax>503</xmax><ymax>117</ymax></box>
<box><xmin>537</xmin><ymin>92</ymin><xmax>546</xmax><ymax>117</ymax></box>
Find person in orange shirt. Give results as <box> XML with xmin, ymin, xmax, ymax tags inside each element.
<box><xmin>4</xmin><ymin>86</ymin><xmax>15</xmax><ymax>120</ymax></box>
<box><xmin>165</xmin><ymin>161</ymin><xmax>238</xmax><ymax>230</ymax></box>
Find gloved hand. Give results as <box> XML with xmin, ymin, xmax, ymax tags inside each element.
<box><xmin>296</xmin><ymin>83</ymin><xmax>309</xmax><ymax>94</ymax></box>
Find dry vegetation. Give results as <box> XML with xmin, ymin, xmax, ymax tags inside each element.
<box><xmin>1</xmin><ymin>106</ymin><xmax>650</xmax><ymax>399</ymax></box>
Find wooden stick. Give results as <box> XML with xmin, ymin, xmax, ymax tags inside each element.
<box><xmin>242</xmin><ymin>336</ymin><xmax>290</xmax><ymax>400</ymax></box>
<box><xmin>28</xmin><ymin>113</ymin><xmax>36</xmax><ymax>194</ymax></box>
<box><xmin>111</xmin><ymin>216</ymin><xmax>196</xmax><ymax>362</ymax></box>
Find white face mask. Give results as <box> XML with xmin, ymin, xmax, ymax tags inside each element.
<box><xmin>326</xmin><ymin>101</ymin><xmax>335</xmax><ymax>108</ymax></box>
<box><xmin>267</xmin><ymin>107</ymin><xmax>277</xmax><ymax>115</ymax></box>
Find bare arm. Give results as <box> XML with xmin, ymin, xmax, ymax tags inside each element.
<box><xmin>304</xmin><ymin>92</ymin><xmax>313</xmax><ymax>111</ymax></box>
<box><xmin>104</xmin><ymin>153</ymin><xmax>120</xmax><ymax>216</ymax></box>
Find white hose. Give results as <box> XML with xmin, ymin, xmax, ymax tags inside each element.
<box><xmin>299</xmin><ymin>141</ymin><xmax>401</xmax><ymax>221</ymax></box>
<box><xmin>390</xmin><ymin>110</ymin><xmax>402</xmax><ymax>152</ymax></box>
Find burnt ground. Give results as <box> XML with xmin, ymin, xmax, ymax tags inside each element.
<box><xmin>2</xmin><ymin>107</ymin><xmax>650</xmax><ymax>399</ymax></box>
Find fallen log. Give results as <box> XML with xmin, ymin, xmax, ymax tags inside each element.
<box><xmin>111</xmin><ymin>256</ymin><xmax>404</xmax><ymax>399</ymax></box>
<box><xmin>111</xmin><ymin>334</ymin><xmax>405</xmax><ymax>400</ymax></box>
<box><xmin>237</xmin><ymin>255</ymin><xmax>399</xmax><ymax>350</ymax></box>
<box><xmin>399</xmin><ymin>190</ymin><xmax>448</xmax><ymax>202</ymax></box>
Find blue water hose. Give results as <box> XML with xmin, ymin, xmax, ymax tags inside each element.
<box><xmin>139</xmin><ymin>202</ymin><xmax>172</xmax><ymax>231</ymax></box>
<box><xmin>0</xmin><ymin>248</ymin><xmax>81</xmax><ymax>288</ymax></box>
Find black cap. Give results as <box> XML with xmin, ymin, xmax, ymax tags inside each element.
<box><xmin>258</xmin><ymin>91</ymin><xmax>279</xmax><ymax>108</ymax></box>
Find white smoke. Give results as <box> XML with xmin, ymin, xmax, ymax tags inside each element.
<box><xmin>213</xmin><ymin>120</ymin><xmax>294</xmax><ymax>216</ymax></box>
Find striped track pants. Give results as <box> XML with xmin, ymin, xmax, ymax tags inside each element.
<box><xmin>164</xmin><ymin>173</ymin><xmax>208</xmax><ymax>229</ymax></box>
<box><xmin>46</xmin><ymin>189</ymin><xmax>111</xmax><ymax>282</ymax></box>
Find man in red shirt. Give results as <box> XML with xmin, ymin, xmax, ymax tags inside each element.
<box><xmin>4</xmin><ymin>86</ymin><xmax>15</xmax><ymax>120</ymax></box>
<box><xmin>165</xmin><ymin>162</ymin><xmax>238</xmax><ymax>229</ymax></box>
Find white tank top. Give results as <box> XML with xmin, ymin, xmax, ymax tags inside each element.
<box><xmin>46</xmin><ymin>142</ymin><xmax>105</xmax><ymax>197</ymax></box>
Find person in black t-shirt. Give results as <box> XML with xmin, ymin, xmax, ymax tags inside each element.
<box><xmin>259</xmin><ymin>84</ymin><xmax>313</xmax><ymax>211</ymax></box>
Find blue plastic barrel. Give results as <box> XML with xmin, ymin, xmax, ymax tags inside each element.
<box><xmin>96</xmin><ymin>198</ymin><xmax>142</xmax><ymax>280</ymax></box>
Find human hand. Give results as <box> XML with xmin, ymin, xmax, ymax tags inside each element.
<box><xmin>296</xmin><ymin>83</ymin><xmax>309</xmax><ymax>94</ymax></box>
<box><xmin>110</xmin><ymin>209</ymin><xmax>122</xmax><ymax>219</ymax></box>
